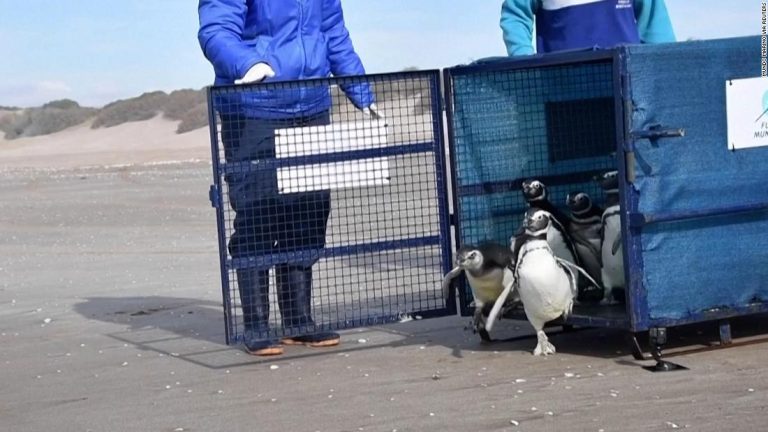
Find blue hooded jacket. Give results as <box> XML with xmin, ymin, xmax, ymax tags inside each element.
<box><xmin>198</xmin><ymin>0</ymin><xmax>374</xmax><ymax>118</ymax></box>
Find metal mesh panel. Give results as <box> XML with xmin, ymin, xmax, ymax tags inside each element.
<box><xmin>207</xmin><ymin>72</ymin><xmax>452</xmax><ymax>344</ymax></box>
<box><xmin>445</xmin><ymin>56</ymin><xmax>618</xmax><ymax>314</ymax></box>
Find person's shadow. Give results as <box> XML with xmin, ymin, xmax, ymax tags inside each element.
<box><xmin>71</xmin><ymin>294</ymin><xmax>569</xmax><ymax>369</ymax></box>
<box><xmin>73</xmin><ymin>296</ymin><xmax>234</xmax><ymax>368</ymax></box>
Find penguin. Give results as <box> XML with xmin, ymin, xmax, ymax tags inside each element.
<box><xmin>519</xmin><ymin>179</ymin><xmax>579</xmax><ymax>264</ymax></box>
<box><xmin>565</xmin><ymin>191</ymin><xmax>604</xmax><ymax>302</ymax></box>
<box><xmin>517</xmin><ymin>179</ymin><xmax>581</xmax><ymax>289</ymax></box>
<box><xmin>441</xmin><ymin>242</ymin><xmax>518</xmax><ymax>341</ymax></box>
<box><xmin>513</xmin><ymin>209</ymin><xmax>577</xmax><ymax>356</ymax></box>
<box><xmin>594</xmin><ymin>170</ymin><xmax>625</xmax><ymax>304</ymax></box>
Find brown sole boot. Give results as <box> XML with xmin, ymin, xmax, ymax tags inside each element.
<box><xmin>247</xmin><ymin>346</ymin><xmax>284</xmax><ymax>356</ymax></box>
<box><xmin>244</xmin><ymin>341</ymin><xmax>284</xmax><ymax>356</ymax></box>
<box><xmin>282</xmin><ymin>333</ymin><xmax>340</xmax><ymax>347</ymax></box>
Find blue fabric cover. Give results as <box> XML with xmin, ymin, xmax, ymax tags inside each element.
<box><xmin>626</xmin><ymin>36</ymin><xmax>768</xmax><ymax>320</ymax></box>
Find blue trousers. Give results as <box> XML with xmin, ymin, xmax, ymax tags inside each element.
<box><xmin>220</xmin><ymin>112</ymin><xmax>332</xmax><ymax>265</ymax></box>
<box><xmin>220</xmin><ymin>112</ymin><xmax>332</xmax><ymax>338</ymax></box>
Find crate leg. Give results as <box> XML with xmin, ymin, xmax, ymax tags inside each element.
<box><xmin>628</xmin><ymin>332</ymin><xmax>650</xmax><ymax>361</ymax></box>
<box><xmin>643</xmin><ymin>327</ymin><xmax>688</xmax><ymax>372</ymax></box>
<box><xmin>719</xmin><ymin>320</ymin><xmax>732</xmax><ymax>346</ymax></box>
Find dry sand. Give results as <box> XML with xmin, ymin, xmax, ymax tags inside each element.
<box><xmin>0</xmin><ymin>116</ymin><xmax>211</xmax><ymax>170</ymax></box>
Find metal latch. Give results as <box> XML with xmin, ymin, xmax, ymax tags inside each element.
<box><xmin>630</xmin><ymin>124</ymin><xmax>685</xmax><ymax>141</ymax></box>
<box><xmin>625</xmin><ymin>124</ymin><xmax>686</xmax><ymax>183</ymax></box>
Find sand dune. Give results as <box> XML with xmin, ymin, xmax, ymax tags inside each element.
<box><xmin>0</xmin><ymin>116</ymin><xmax>211</xmax><ymax>170</ymax></box>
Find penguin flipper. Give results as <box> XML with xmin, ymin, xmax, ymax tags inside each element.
<box><xmin>484</xmin><ymin>270</ymin><xmax>516</xmax><ymax>332</ymax></box>
<box><xmin>558</xmin><ymin>261</ymin><xmax>579</xmax><ymax>300</ymax></box>
<box><xmin>571</xmin><ymin>230</ymin><xmax>600</xmax><ymax>258</ymax></box>
<box><xmin>441</xmin><ymin>266</ymin><xmax>463</xmax><ymax>301</ymax></box>
<box><xmin>555</xmin><ymin>257</ymin><xmax>601</xmax><ymax>290</ymax></box>
<box><xmin>611</xmin><ymin>234</ymin><xmax>622</xmax><ymax>256</ymax></box>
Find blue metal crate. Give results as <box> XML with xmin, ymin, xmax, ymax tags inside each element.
<box><xmin>444</xmin><ymin>36</ymin><xmax>768</xmax><ymax>338</ymax></box>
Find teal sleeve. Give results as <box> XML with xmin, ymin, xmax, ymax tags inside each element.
<box><xmin>500</xmin><ymin>0</ymin><xmax>539</xmax><ymax>56</ymax></box>
<box><xmin>634</xmin><ymin>0</ymin><xmax>676</xmax><ymax>44</ymax></box>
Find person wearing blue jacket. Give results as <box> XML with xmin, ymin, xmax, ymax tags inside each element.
<box><xmin>198</xmin><ymin>0</ymin><xmax>378</xmax><ymax>356</ymax></box>
<box><xmin>500</xmin><ymin>0</ymin><xmax>676</xmax><ymax>56</ymax></box>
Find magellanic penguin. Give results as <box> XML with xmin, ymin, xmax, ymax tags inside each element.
<box><xmin>565</xmin><ymin>191</ymin><xmax>604</xmax><ymax>300</ymax></box>
<box><xmin>594</xmin><ymin>170</ymin><xmax>625</xmax><ymax>304</ymax></box>
<box><xmin>518</xmin><ymin>179</ymin><xmax>581</xmax><ymax>289</ymax></box>
<box><xmin>514</xmin><ymin>209</ymin><xmax>599</xmax><ymax>356</ymax></box>
<box><xmin>441</xmin><ymin>242</ymin><xmax>518</xmax><ymax>341</ymax></box>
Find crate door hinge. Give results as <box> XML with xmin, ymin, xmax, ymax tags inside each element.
<box><xmin>209</xmin><ymin>185</ymin><xmax>221</xmax><ymax>208</ymax></box>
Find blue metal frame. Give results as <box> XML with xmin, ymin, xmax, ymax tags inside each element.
<box><xmin>206</xmin><ymin>90</ymin><xmax>235</xmax><ymax>345</ymax></box>
<box><xmin>615</xmin><ymin>47</ymin><xmax>648</xmax><ymax>333</ymax></box>
<box><xmin>206</xmin><ymin>70</ymin><xmax>456</xmax><ymax>343</ymax></box>
<box><xmin>432</xmin><ymin>72</ymin><xmax>457</xmax><ymax>315</ymax></box>
<box><xmin>441</xmin><ymin>68</ymin><xmax>465</xmax><ymax>313</ymax></box>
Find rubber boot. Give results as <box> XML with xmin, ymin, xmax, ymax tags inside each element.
<box><xmin>237</xmin><ymin>268</ymin><xmax>283</xmax><ymax>356</ymax></box>
<box><xmin>277</xmin><ymin>265</ymin><xmax>340</xmax><ymax>347</ymax></box>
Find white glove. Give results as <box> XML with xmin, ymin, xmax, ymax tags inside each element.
<box><xmin>234</xmin><ymin>63</ymin><xmax>275</xmax><ymax>84</ymax></box>
<box><xmin>362</xmin><ymin>103</ymin><xmax>383</xmax><ymax>120</ymax></box>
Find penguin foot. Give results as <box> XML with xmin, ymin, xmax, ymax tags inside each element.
<box><xmin>533</xmin><ymin>331</ymin><xmax>556</xmax><ymax>356</ymax></box>
<box><xmin>599</xmin><ymin>298</ymin><xmax>619</xmax><ymax>306</ymax></box>
<box><xmin>533</xmin><ymin>340</ymin><xmax>556</xmax><ymax>356</ymax></box>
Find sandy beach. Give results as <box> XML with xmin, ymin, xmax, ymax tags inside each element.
<box><xmin>1</xmin><ymin>118</ymin><xmax>767</xmax><ymax>431</ymax></box>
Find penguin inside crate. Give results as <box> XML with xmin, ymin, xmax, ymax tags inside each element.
<box><xmin>514</xmin><ymin>178</ymin><xmax>607</xmax><ymax>302</ymax></box>
<box><xmin>565</xmin><ymin>191</ymin><xmax>606</xmax><ymax>304</ymax></box>
<box><xmin>594</xmin><ymin>170</ymin><xmax>625</xmax><ymax>305</ymax></box>
<box><xmin>442</xmin><ymin>241</ymin><xmax>521</xmax><ymax>342</ymax></box>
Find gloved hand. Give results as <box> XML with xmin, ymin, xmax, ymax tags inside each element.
<box><xmin>234</xmin><ymin>63</ymin><xmax>275</xmax><ymax>84</ymax></box>
<box><xmin>362</xmin><ymin>103</ymin><xmax>383</xmax><ymax>120</ymax></box>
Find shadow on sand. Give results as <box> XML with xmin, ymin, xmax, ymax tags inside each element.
<box><xmin>73</xmin><ymin>295</ymin><xmax>768</xmax><ymax>371</ymax></box>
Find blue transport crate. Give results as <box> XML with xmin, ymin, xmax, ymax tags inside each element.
<box><xmin>206</xmin><ymin>71</ymin><xmax>453</xmax><ymax>345</ymax></box>
<box><xmin>443</xmin><ymin>36</ymin><xmax>768</xmax><ymax>342</ymax></box>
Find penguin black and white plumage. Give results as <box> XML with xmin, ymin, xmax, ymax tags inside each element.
<box><xmin>595</xmin><ymin>170</ymin><xmax>625</xmax><ymax>304</ymax></box>
<box><xmin>518</xmin><ymin>179</ymin><xmax>580</xmax><ymax>286</ymax></box>
<box><xmin>513</xmin><ymin>209</ymin><xmax>576</xmax><ymax>356</ymax></box>
<box><xmin>441</xmin><ymin>242</ymin><xmax>518</xmax><ymax>341</ymax></box>
<box><xmin>565</xmin><ymin>191</ymin><xmax>604</xmax><ymax>299</ymax></box>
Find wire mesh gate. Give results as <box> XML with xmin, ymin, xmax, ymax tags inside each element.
<box><xmin>443</xmin><ymin>53</ymin><xmax>620</xmax><ymax>321</ymax></box>
<box><xmin>207</xmin><ymin>71</ymin><xmax>453</xmax><ymax>345</ymax></box>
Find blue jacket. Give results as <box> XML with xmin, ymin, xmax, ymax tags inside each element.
<box><xmin>198</xmin><ymin>0</ymin><xmax>374</xmax><ymax>118</ymax></box>
<box><xmin>501</xmin><ymin>0</ymin><xmax>676</xmax><ymax>56</ymax></box>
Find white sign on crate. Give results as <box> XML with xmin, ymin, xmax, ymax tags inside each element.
<box><xmin>726</xmin><ymin>77</ymin><xmax>768</xmax><ymax>150</ymax></box>
<box><xmin>275</xmin><ymin>119</ymin><xmax>389</xmax><ymax>193</ymax></box>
